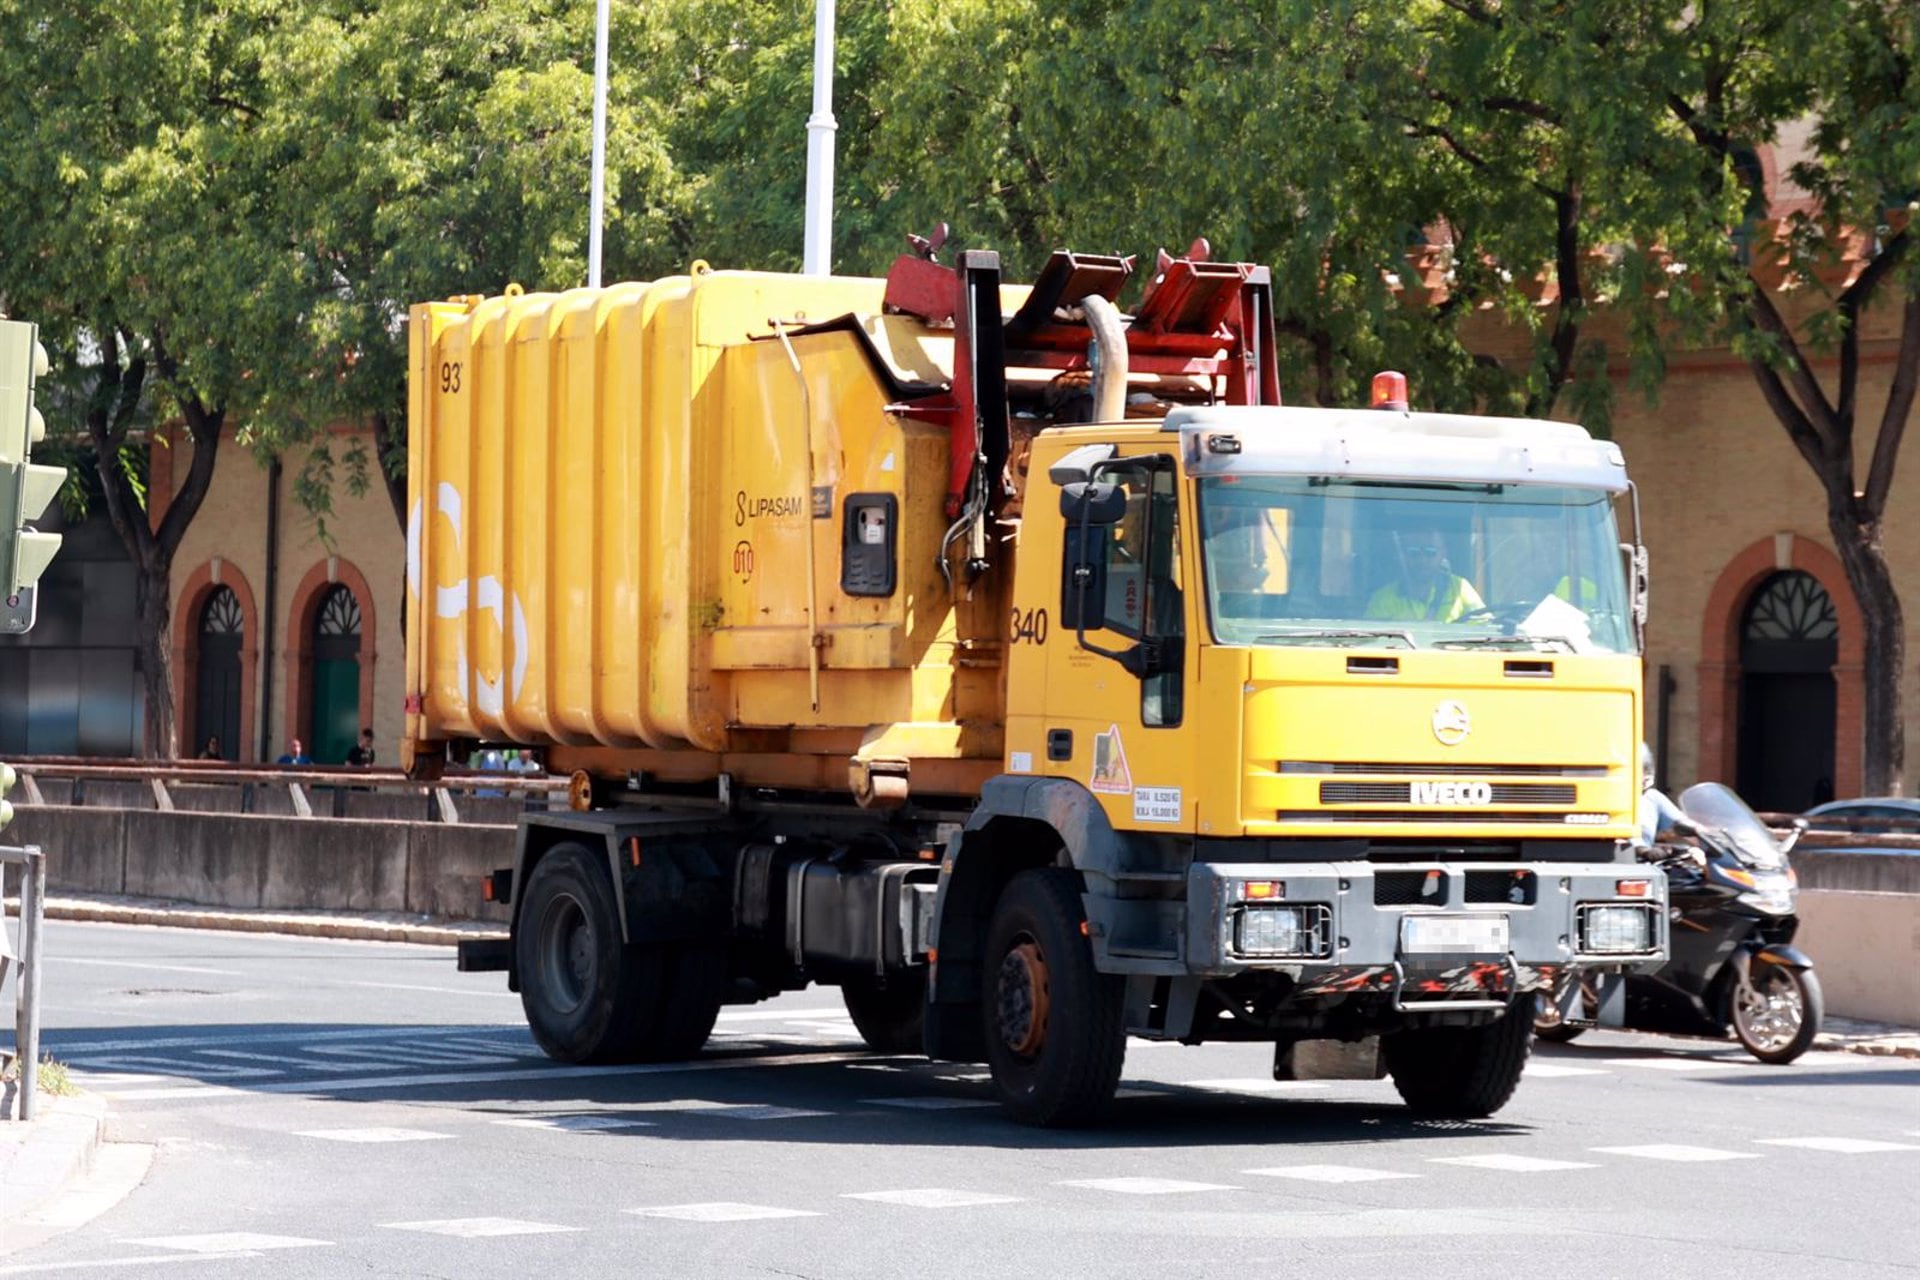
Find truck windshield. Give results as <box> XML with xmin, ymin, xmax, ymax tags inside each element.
<box><xmin>1197</xmin><ymin>476</ymin><xmax>1634</xmax><ymax>654</ymax></box>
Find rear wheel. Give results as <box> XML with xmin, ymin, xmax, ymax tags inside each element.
<box><xmin>842</xmin><ymin>972</ymin><xmax>927</xmax><ymax>1054</ymax></box>
<box><xmin>514</xmin><ymin>843</ymin><xmax>723</xmax><ymax>1064</ymax></box>
<box><xmin>1731</xmin><ymin>963</ymin><xmax>1822</xmax><ymax>1064</ymax></box>
<box><xmin>981</xmin><ymin>869</ymin><xmax>1126</xmax><ymax>1127</ymax></box>
<box><xmin>1384</xmin><ymin>999</ymin><xmax>1533</xmax><ymax>1117</ymax></box>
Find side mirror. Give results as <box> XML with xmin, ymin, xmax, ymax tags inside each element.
<box><xmin>1061</xmin><ymin>524</ymin><xmax>1110</xmax><ymax>630</ymax></box>
<box><xmin>1621</xmin><ymin>541</ymin><xmax>1650</xmax><ymax>649</ymax></box>
<box><xmin>1060</xmin><ymin>481</ymin><xmax>1128</xmax><ymax>525</ymax></box>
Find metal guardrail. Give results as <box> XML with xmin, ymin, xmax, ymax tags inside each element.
<box><xmin>1758</xmin><ymin>812</ymin><xmax>1920</xmax><ymax>852</ymax></box>
<box><xmin>6</xmin><ymin>758</ymin><xmax>568</xmax><ymax>824</ymax></box>
<box><xmin>2</xmin><ymin>844</ymin><xmax>44</xmax><ymax>1121</ymax></box>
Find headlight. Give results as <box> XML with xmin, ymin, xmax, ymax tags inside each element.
<box><xmin>1234</xmin><ymin>905</ymin><xmax>1331</xmax><ymax>958</ymax></box>
<box><xmin>1738</xmin><ymin>883</ymin><xmax>1796</xmax><ymax>914</ymax></box>
<box><xmin>1578</xmin><ymin>904</ymin><xmax>1655</xmax><ymax>954</ymax></box>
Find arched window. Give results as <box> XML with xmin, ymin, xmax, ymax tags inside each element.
<box><xmin>1737</xmin><ymin>571</ymin><xmax>1837</xmax><ymax>811</ymax></box>
<box><xmin>309</xmin><ymin>584</ymin><xmax>362</xmax><ymax>764</ymax></box>
<box><xmin>192</xmin><ymin>586</ymin><xmax>244</xmax><ymax>760</ymax></box>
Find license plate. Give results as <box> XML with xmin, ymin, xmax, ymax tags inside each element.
<box><xmin>1402</xmin><ymin>914</ymin><xmax>1509</xmax><ymax>955</ymax></box>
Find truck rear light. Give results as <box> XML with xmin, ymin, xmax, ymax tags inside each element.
<box><xmin>1240</xmin><ymin>880</ymin><xmax>1284</xmax><ymax>900</ymax></box>
<box><xmin>1577</xmin><ymin>904</ymin><xmax>1655</xmax><ymax>954</ymax></box>
<box><xmin>1615</xmin><ymin>879</ymin><xmax>1653</xmax><ymax>898</ymax></box>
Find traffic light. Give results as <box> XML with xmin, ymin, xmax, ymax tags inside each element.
<box><xmin>0</xmin><ymin>318</ymin><xmax>64</xmax><ymax>617</ymax></box>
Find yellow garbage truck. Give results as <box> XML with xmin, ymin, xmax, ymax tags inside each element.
<box><xmin>409</xmin><ymin>243</ymin><xmax>1666</xmax><ymax>1125</ymax></box>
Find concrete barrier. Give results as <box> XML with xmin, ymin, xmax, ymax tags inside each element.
<box><xmin>5</xmin><ymin>804</ymin><xmax>512</xmax><ymax>922</ymax></box>
<box><xmin>1793</xmin><ymin>890</ymin><xmax>1920</xmax><ymax>1026</ymax></box>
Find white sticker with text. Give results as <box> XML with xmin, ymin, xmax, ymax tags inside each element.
<box><xmin>1133</xmin><ymin>787</ymin><xmax>1183</xmax><ymax>824</ymax></box>
<box><xmin>1009</xmin><ymin>751</ymin><xmax>1033</xmax><ymax>774</ymax></box>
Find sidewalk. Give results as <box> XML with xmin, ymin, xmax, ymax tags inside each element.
<box><xmin>0</xmin><ymin>1089</ymin><xmax>105</xmax><ymax>1234</ymax></box>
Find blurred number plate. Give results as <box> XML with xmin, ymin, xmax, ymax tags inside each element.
<box><xmin>1402</xmin><ymin>914</ymin><xmax>1508</xmax><ymax>954</ymax></box>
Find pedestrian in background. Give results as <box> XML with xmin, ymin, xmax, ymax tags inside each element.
<box><xmin>277</xmin><ymin>738</ymin><xmax>312</xmax><ymax>766</ymax></box>
<box><xmin>196</xmin><ymin>736</ymin><xmax>223</xmax><ymax>761</ymax></box>
<box><xmin>346</xmin><ymin>728</ymin><xmax>377</xmax><ymax>767</ymax></box>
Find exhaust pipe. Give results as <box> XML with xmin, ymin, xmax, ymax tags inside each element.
<box><xmin>1083</xmin><ymin>294</ymin><xmax>1128</xmax><ymax>422</ymax></box>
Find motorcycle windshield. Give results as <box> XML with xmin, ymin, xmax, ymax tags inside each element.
<box><xmin>1678</xmin><ymin>782</ymin><xmax>1786</xmax><ymax>868</ymax></box>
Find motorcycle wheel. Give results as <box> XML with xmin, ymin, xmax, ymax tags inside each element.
<box><xmin>1731</xmin><ymin>963</ymin><xmax>1823</xmax><ymax>1064</ymax></box>
<box><xmin>1530</xmin><ymin>986</ymin><xmax>1587</xmax><ymax>1043</ymax></box>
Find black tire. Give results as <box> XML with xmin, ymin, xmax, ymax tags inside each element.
<box><xmin>1384</xmin><ymin>999</ymin><xmax>1534</xmax><ymax>1118</ymax></box>
<box><xmin>981</xmin><ymin>868</ymin><xmax>1126</xmax><ymax>1127</ymax></box>
<box><xmin>515</xmin><ymin>843</ymin><xmax>663</xmax><ymax>1064</ymax></box>
<box><xmin>648</xmin><ymin>944</ymin><xmax>726</xmax><ymax>1062</ymax></box>
<box><xmin>842</xmin><ymin>972</ymin><xmax>928</xmax><ymax>1054</ymax></box>
<box><xmin>1731</xmin><ymin>963</ymin><xmax>1823</xmax><ymax>1064</ymax></box>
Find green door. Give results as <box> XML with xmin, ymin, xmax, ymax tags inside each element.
<box><xmin>310</xmin><ymin>584</ymin><xmax>362</xmax><ymax>764</ymax></box>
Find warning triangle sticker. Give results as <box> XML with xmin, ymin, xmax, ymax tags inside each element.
<box><xmin>1088</xmin><ymin>723</ymin><xmax>1133</xmax><ymax>795</ymax></box>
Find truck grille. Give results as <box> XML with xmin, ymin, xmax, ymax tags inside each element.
<box><xmin>1282</xmin><ymin>761</ymin><xmax>1610</xmax><ymax>778</ymax></box>
<box><xmin>1277</xmin><ymin>810</ymin><xmax>1580</xmax><ymax>825</ymax></box>
<box><xmin>1319</xmin><ymin>782</ymin><xmax>1578</xmax><ymax>806</ymax></box>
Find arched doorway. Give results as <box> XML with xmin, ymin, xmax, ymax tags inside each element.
<box><xmin>192</xmin><ymin>586</ymin><xmax>243</xmax><ymax>760</ymax></box>
<box><xmin>310</xmin><ymin>584</ymin><xmax>362</xmax><ymax>764</ymax></box>
<box><xmin>1736</xmin><ymin>570</ymin><xmax>1837</xmax><ymax>812</ymax></box>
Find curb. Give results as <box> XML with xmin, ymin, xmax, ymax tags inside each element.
<box><xmin>0</xmin><ymin>1091</ymin><xmax>106</xmax><ymax>1227</ymax></box>
<box><xmin>35</xmin><ymin>899</ymin><xmax>504</xmax><ymax>948</ymax></box>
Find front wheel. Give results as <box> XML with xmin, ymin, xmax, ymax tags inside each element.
<box><xmin>981</xmin><ymin>869</ymin><xmax>1127</xmax><ymax>1127</ymax></box>
<box><xmin>1731</xmin><ymin>962</ymin><xmax>1823</xmax><ymax>1064</ymax></box>
<box><xmin>1384</xmin><ymin>999</ymin><xmax>1533</xmax><ymax>1117</ymax></box>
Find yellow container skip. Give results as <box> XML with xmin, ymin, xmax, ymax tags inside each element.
<box><xmin>404</xmin><ymin>269</ymin><xmax>1007</xmax><ymax>778</ymax></box>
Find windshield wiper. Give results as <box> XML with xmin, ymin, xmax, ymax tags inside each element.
<box><xmin>1432</xmin><ymin>633</ymin><xmax>1579</xmax><ymax>653</ymax></box>
<box><xmin>1253</xmin><ymin>628</ymin><xmax>1416</xmax><ymax>649</ymax></box>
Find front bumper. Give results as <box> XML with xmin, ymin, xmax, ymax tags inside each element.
<box><xmin>1186</xmin><ymin>860</ymin><xmax>1669</xmax><ymax>995</ymax></box>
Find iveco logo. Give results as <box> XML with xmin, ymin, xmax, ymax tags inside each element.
<box><xmin>1431</xmin><ymin>700</ymin><xmax>1471</xmax><ymax>746</ymax></box>
<box><xmin>1413</xmin><ymin>780</ymin><xmax>1493</xmax><ymax>806</ymax></box>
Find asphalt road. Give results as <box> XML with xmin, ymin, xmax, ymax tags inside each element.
<box><xmin>3</xmin><ymin>920</ymin><xmax>1917</xmax><ymax>1279</ymax></box>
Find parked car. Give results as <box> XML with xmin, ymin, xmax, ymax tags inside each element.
<box><xmin>1801</xmin><ymin>797</ymin><xmax>1920</xmax><ymax>854</ymax></box>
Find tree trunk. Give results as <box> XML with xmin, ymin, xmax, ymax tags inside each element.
<box><xmin>135</xmin><ymin>554</ymin><xmax>177</xmax><ymax>759</ymax></box>
<box><xmin>1829</xmin><ymin>501</ymin><xmax>1907</xmax><ymax>796</ymax></box>
<box><xmin>372</xmin><ymin>411</ymin><xmax>407</xmax><ymax>533</ymax></box>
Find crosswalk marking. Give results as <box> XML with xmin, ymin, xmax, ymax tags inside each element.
<box><xmin>382</xmin><ymin>1218</ymin><xmax>580</xmax><ymax>1237</ymax></box>
<box><xmin>1186</xmin><ymin>1078</ymin><xmax>1332</xmax><ymax>1093</ymax></box>
<box><xmin>492</xmin><ymin>1114</ymin><xmax>656</xmax><ymax>1132</ymax></box>
<box><xmin>196</xmin><ymin>1049</ymin><xmax>389</xmax><ymax>1073</ymax></box>
<box><xmin>295</xmin><ymin>1127</ymin><xmax>454</xmax><ymax>1144</ymax></box>
<box><xmin>1243</xmin><ymin>1165</ymin><xmax>1418</xmax><ymax>1183</ymax></box>
<box><xmin>1059</xmin><ymin>1177</ymin><xmax>1238</xmax><ymax>1194</ymax></box>
<box><xmin>860</xmin><ymin>1097</ymin><xmax>997</xmax><ymax>1110</ymax></box>
<box><xmin>627</xmin><ymin>1203</ymin><xmax>821</xmax><ymax>1222</ymax></box>
<box><xmin>1755</xmin><ymin>1137</ymin><xmax>1920</xmax><ymax>1154</ymax></box>
<box><xmin>1593</xmin><ymin>1144</ymin><xmax>1760</xmax><ymax>1162</ymax></box>
<box><xmin>67</xmin><ymin>1057</ymin><xmax>275</xmax><ymax>1079</ymax></box>
<box><xmin>1602</xmin><ymin>1057</ymin><xmax>1746</xmax><ymax>1072</ymax></box>
<box><xmin>306</xmin><ymin>1044</ymin><xmax>516</xmax><ymax>1067</ymax></box>
<box><xmin>1429</xmin><ymin>1154</ymin><xmax>1597</xmax><ymax>1172</ymax></box>
<box><xmin>1522</xmin><ymin>1063</ymin><xmax>1612</xmax><ymax>1078</ymax></box>
<box><xmin>705</xmin><ymin>1104</ymin><xmax>833</xmax><ymax>1120</ymax></box>
<box><xmin>127</xmin><ymin>1233</ymin><xmax>329</xmax><ymax>1254</ymax></box>
<box><xmin>841</xmin><ymin>1189</ymin><xmax>1023</xmax><ymax>1208</ymax></box>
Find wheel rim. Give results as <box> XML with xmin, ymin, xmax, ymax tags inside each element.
<box><xmin>537</xmin><ymin>894</ymin><xmax>594</xmax><ymax>1015</ymax></box>
<box><xmin>995</xmin><ymin>938</ymin><xmax>1051</xmax><ymax>1059</ymax></box>
<box><xmin>1733</xmin><ymin>967</ymin><xmax>1803</xmax><ymax>1053</ymax></box>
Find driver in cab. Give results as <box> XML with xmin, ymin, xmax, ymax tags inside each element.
<box><xmin>1365</xmin><ymin>527</ymin><xmax>1484</xmax><ymax>622</ymax></box>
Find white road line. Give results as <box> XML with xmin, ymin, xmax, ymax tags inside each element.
<box><xmin>1058</xmin><ymin>1177</ymin><xmax>1239</xmax><ymax>1195</ymax></box>
<box><xmin>859</xmin><ymin>1097</ymin><xmax>996</xmax><ymax>1110</ymax></box>
<box><xmin>1755</xmin><ymin>1137</ymin><xmax>1920</xmax><ymax>1154</ymax></box>
<box><xmin>294</xmin><ymin>1127</ymin><xmax>454</xmax><ymax>1144</ymax></box>
<box><xmin>704</xmin><ymin>1104</ymin><xmax>833</xmax><ymax>1120</ymax></box>
<box><xmin>627</xmin><ymin>1203</ymin><xmax>821</xmax><ymax>1222</ymax></box>
<box><xmin>1243</xmin><ymin>1165</ymin><xmax>1418</xmax><ymax>1184</ymax></box>
<box><xmin>50</xmin><ymin>1025</ymin><xmax>519</xmax><ymax>1055</ymax></box>
<box><xmin>0</xmin><ymin>1253</ymin><xmax>265</xmax><ymax>1274</ymax></box>
<box><xmin>63</xmin><ymin>1071</ymin><xmax>173</xmax><ymax>1086</ymax></box>
<box><xmin>52</xmin><ymin>957</ymin><xmax>242</xmax><ymax>976</ymax></box>
<box><xmin>125</xmin><ymin>1233</ymin><xmax>329</xmax><ymax>1254</ymax></box>
<box><xmin>841</xmin><ymin>1189</ymin><xmax>1023</xmax><ymax>1208</ymax></box>
<box><xmin>196</xmin><ymin>1049</ymin><xmax>390</xmax><ymax>1073</ymax></box>
<box><xmin>64</xmin><ymin>1057</ymin><xmax>277</xmax><ymax>1080</ymax></box>
<box><xmin>1523</xmin><ymin>1063</ymin><xmax>1613</xmax><ymax>1078</ymax></box>
<box><xmin>1429</xmin><ymin>1154</ymin><xmax>1598</xmax><ymax>1172</ymax></box>
<box><xmin>1592</xmin><ymin>1144</ymin><xmax>1761</xmax><ymax>1162</ymax></box>
<box><xmin>382</xmin><ymin>1218</ymin><xmax>581</xmax><ymax>1237</ymax></box>
<box><xmin>93</xmin><ymin>1086</ymin><xmax>247</xmax><ymax>1102</ymax></box>
<box><xmin>1186</xmin><ymin>1078</ymin><xmax>1332</xmax><ymax>1093</ymax></box>
<box><xmin>304</xmin><ymin>1044</ymin><xmax>518</xmax><ymax>1067</ymax></box>
<box><xmin>714</xmin><ymin>1006</ymin><xmax>847</xmax><ymax>1023</ymax></box>
<box><xmin>1602</xmin><ymin>1057</ymin><xmax>1746</xmax><ymax>1072</ymax></box>
<box><xmin>339</xmin><ymin>981</ymin><xmax>518</xmax><ymax>999</ymax></box>
<box><xmin>492</xmin><ymin>1114</ymin><xmax>656</xmax><ymax>1132</ymax></box>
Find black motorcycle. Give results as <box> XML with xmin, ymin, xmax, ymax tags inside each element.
<box><xmin>1535</xmin><ymin>781</ymin><xmax>1823</xmax><ymax>1064</ymax></box>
